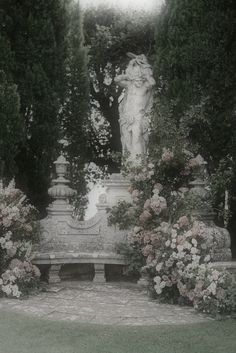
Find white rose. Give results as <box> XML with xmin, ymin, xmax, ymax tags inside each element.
<box><xmin>156</xmin><ymin>263</ymin><xmax>163</xmax><ymax>272</ymax></box>
<box><xmin>5</xmin><ymin>241</ymin><xmax>13</xmax><ymax>250</ymax></box>
<box><xmin>190</xmin><ymin>247</ymin><xmax>198</xmax><ymax>255</ymax></box>
<box><xmin>165</xmin><ymin>240</ymin><xmax>171</xmax><ymax>247</ymax></box>
<box><xmin>204</xmin><ymin>255</ymin><xmax>211</xmax><ymax>262</ymax></box>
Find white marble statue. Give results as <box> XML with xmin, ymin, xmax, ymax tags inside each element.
<box><xmin>114</xmin><ymin>53</ymin><xmax>156</xmax><ymax>162</ymax></box>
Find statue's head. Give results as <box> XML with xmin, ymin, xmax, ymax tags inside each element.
<box><xmin>126</xmin><ymin>53</ymin><xmax>151</xmax><ymax>80</ymax></box>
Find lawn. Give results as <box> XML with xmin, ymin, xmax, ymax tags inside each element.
<box><xmin>0</xmin><ymin>311</ymin><xmax>235</xmax><ymax>353</ymax></box>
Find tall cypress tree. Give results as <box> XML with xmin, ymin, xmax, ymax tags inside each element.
<box><xmin>152</xmin><ymin>0</ymin><xmax>236</xmax><ymax>255</ymax></box>
<box><xmin>0</xmin><ymin>0</ymin><xmax>69</xmax><ymax>213</ymax></box>
<box><xmin>61</xmin><ymin>1</ymin><xmax>89</xmax><ymax>218</ymax></box>
<box><xmin>0</xmin><ymin>34</ymin><xmax>24</xmax><ymax>178</ymax></box>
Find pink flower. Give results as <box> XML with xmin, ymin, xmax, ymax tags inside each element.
<box><xmin>161</xmin><ymin>148</ymin><xmax>174</xmax><ymax>162</ymax></box>
<box><xmin>150</xmin><ymin>197</ymin><xmax>167</xmax><ymax>215</ymax></box>
<box><xmin>142</xmin><ymin>244</ymin><xmax>154</xmax><ymax>257</ymax></box>
<box><xmin>9</xmin><ymin>258</ymin><xmax>22</xmax><ymax>270</ymax></box>
<box><xmin>143</xmin><ymin>199</ymin><xmax>151</xmax><ymax>210</ymax></box>
<box><xmin>178</xmin><ymin>216</ymin><xmax>189</xmax><ymax>229</ymax></box>
<box><xmin>139</xmin><ymin>210</ymin><xmax>152</xmax><ymax>224</ymax></box>
<box><xmin>153</xmin><ymin>183</ymin><xmax>163</xmax><ymax>193</ymax></box>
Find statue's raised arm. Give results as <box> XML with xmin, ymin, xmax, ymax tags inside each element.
<box><xmin>114</xmin><ymin>53</ymin><xmax>156</xmax><ymax>163</ymax></box>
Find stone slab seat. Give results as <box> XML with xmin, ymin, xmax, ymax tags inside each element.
<box><xmin>210</xmin><ymin>261</ymin><xmax>236</xmax><ymax>278</ymax></box>
<box><xmin>32</xmin><ymin>251</ymin><xmax>128</xmax><ymax>284</ymax></box>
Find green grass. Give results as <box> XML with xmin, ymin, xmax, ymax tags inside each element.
<box><xmin>0</xmin><ymin>311</ymin><xmax>235</xmax><ymax>353</ymax></box>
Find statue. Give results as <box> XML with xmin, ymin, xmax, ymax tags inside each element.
<box><xmin>114</xmin><ymin>53</ymin><xmax>156</xmax><ymax>162</ymax></box>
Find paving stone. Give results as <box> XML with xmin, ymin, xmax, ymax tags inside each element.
<box><xmin>0</xmin><ymin>281</ymin><xmax>211</xmax><ymax>326</ymax></box>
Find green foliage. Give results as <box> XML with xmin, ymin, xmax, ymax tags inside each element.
<box><xmin>0</xmin><ymin>69</ymin><xmax>24</xmax><ymax>177</ymax></box>
<box><xmin>153</xmin><ymin>0</ymin><xmax>236</xmax><ymax>252</ymax></box>
<box><xmin>107</xmin><ymin>200</ymin><xmax>136</xmax><ymax>230</ymax></box>
<box><xmin>116</xmin><ymin>242</ymin><xmax>145</xmax><ymax>277</ymax></box>
<box><xmin>0</xmin><ymin>0</ymin><xmax>90</xmax><ymax>217</ymax></box>
<box><xmin>61</xmin><ymin>1</ymin><xmax>90</xmax><ymax>218</ymax></box>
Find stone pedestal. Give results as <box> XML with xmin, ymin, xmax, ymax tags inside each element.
<box><xmin>93</xmin><ymin>264</ymin><xmax>106</xmax><ymax>283</ymax></box>
<box><xmin>104</xmin><ymin>173</ymin><xmax>131</xmax><ymax>207</ymax></box>
<box><xmin>188</xmin><ymin>156</ymin><xmax>232</xmax><ymax>262</ymax></box>
<box><xmin>48</xmin><ymin>264</ymin><xmax>61</xmax><ymax>283</ymax></box>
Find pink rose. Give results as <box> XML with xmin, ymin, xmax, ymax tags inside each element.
<box><xmin>139</xmin><ymin>210</ymin><xmax>152</xmax><ymax>224</ymax></box>
<box><xmin>178</xmin><ymin>216</ymin><xmax>189</xmax><ymax>228</ymax></box>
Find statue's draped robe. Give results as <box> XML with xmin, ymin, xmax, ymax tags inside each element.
<box><xmin>115</xmin><ymin>55</ymin><xmax>155</xmax><ymax>162</ymax></box>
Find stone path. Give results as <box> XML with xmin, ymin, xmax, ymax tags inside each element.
<box><xmin>0</xmin><ymin>281</ymin><xmax>211</xmax><ymax>326</ymax></box>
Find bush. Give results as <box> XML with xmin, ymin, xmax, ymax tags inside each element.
<box><xmin>0</xmin><ymin>180</ymin><xmax>40</xmax><ymax>298</ymax></box>
<box><xmin>108</xmin><ymin>150</ymin><xmax>236</xmax><ymax>317</ymax></box>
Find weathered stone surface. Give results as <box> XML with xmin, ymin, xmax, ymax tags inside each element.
<box><xmin>0</xmin><ymin>282</ymin><xmax>210</xmax><ymax>326</ymax></box>
<box><xmin>33</xmin><ymin>158</ymin><xmax>131</xmax><ymax>280</ymax></box>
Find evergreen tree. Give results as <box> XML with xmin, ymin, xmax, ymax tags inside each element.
<box><xmin>0</xmin><ymin>35</ymin><xmax>24</xmax><ymax>177</ymax></box>
<box><xmin>152</xmin><ymin>0</ymin><xmax>236</xmax><ymax>255</ymax></box>
<box><xmin>0</xmin><ymin>0</ymin><xmax>69</xmax><ymax>213</ymax></box>
<box><xmin>61</xmin><ymin>1</ymin><xmax>90</xmax><ymax>218</ymax></box>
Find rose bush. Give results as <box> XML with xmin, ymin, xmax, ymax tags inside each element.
<box><xmin>109</xmin><ymin>148</ymin><xmax>236</xmax><ymax>317</ymax></box>
<box><xmin>0</xmin><ymin>180</ymin><xmax>40</xmax><ymax>298</ymax></box>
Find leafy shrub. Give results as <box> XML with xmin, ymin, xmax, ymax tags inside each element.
<box><xmin>0</xmin><ymin>180</ymin><xmax>40</xmax><ymax>298</ymax></box>
<box><xmin>108</xmin><ymin>149</ymin><xmax>236</xmax><ymax>317</ymax></box>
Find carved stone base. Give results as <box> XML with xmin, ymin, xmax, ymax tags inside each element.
<box><xmin>48</xmin><ymin>264</ymin><xmax>61</xmax><ymax>283</ymax></box>
<box><xmin>93</xmin><ymin>264</ymin><xmax>106</xmax><ymax>283</ymax></box>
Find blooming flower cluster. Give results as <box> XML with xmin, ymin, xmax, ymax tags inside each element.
<box><xmin>0</xmin><ymin>259</ymin><xmax>40</xmax><ymax>298</ymax></box>
<box><xmin>0</xmin><ymin>180</ymin><xmax>40</xmax><ymax>298</ymax></box>
<box><xmin>109</xmin><ymin>148</ymin><xmax>236</xmax><ymax>317</ymax></box>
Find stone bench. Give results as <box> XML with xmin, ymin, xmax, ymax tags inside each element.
<box><xmin>32</xmin><ymin>252</ymin><xmax>128</xmax><ymax>284</ymax></box>
<box><xmin>210</xmin><ymin>261</ymin><xmax>236</xmax><ymax>279</ymax></box>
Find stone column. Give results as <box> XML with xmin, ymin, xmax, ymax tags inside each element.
<box><xmin>93</xmin><ymin>263</ymin><xmax>106</xmax><ymax>283</ymax></box>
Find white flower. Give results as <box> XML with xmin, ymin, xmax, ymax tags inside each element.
<box><xmin>5</xmin><ymin>231</ymin><xmax>12</xmax><ymax>241</ymax></box>
<box><xmin>177</xmin><ymin>245</ymin><xmax>184</xmax><ymax>252</ymax></box>
<box><xmin>204</xmin><ymin>255</ymin><xmax>211</xmax><ymax>262</ymax></box>
<box><xmin>156</xmin><ymin>262</ymin><xmax>163</xmax><ymax>272</ymax></box>
<box><xmin>154</xmin><ymin>284</ymin><xmax>162</xmax><ymax>294</ymax></box>
<box><xmin>185</xmin><ymin>230</ymin><xmax>193</xmax><ymax>238</ymax></box>
<box><xmin>171</xmin><ymin>229</ymin><xmax>177</xmax><ymax>238</ymax></box>
<box><xmin>183</xmin><ymin>241</ymin><xmax>192</xmax><ymax>250</ymax></box>
<box><xmin>160</xmin><ymin>281</ymin><xmax>166</xmax><ymax>289</ymax></box>
<box><xmin>165</xmin><ymin>240</ymin><xmax>171</xmax><ymax>247</ymax></box>
<box><xmin>207</xmin><ymin>282</ymin><xmax>217</xmax><ymax>295</ymax></box>
<box><xmin>5</xmin><ymin>241</ymin><xmax>13</xmax><ymax>250</ymax></box>
<box><xmin>190</xmin><ymin>247</ymin><xmax>198</xmax><ymax>255</ymax></box>
<box><xmin>154</xmin><ymin>276</ymin><xmax>161</xmax><ymax>285</ymax></box>
<box><xmin>191</xmin><ymin>239</ymin><xmax>198</xmax><ymax>247</ymax></box>
<box><xmin>2</xmin><ymin>284</ymin><xmax>11</xmax><ymax>296</ymax></box>
<box><xmin>212</xmin><ymin>270</ymin><xmax>220</xmax><ymax>281</ymax></box>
